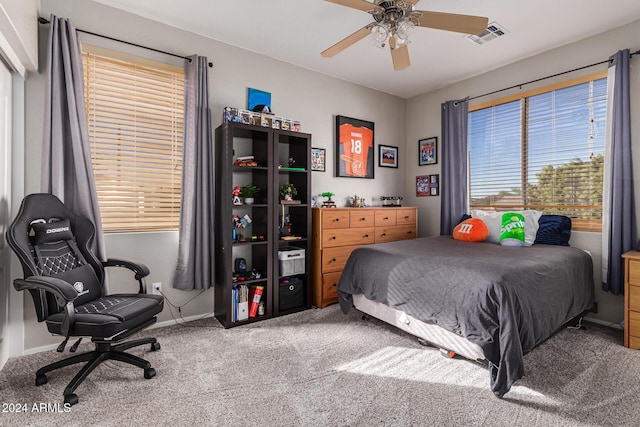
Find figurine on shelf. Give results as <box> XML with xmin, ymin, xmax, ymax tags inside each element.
<box><xmin>232</xmin><ymin>186</ymin><xmax>242</xmax><ymax>205</ymax></box>
<box><xmin>321</xmin><ymin>191</ymin><xmax>336</xmax><ymax>208</ymax></box>
<box><xmin>288</xmin><ymin>157</ymin><xmax>296</xmax><ymax>167</ymax></box>
<box><xmin>350</xmin><ymin>194</ymin><xmax>366</xmax><ymax>208</ymax></box>
<box><xmin>280</xmin><ymin>183</ymin><xmax>298</xmax><ymax>201</ymax></box>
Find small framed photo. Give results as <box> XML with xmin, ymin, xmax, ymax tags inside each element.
<box><xmin>416</xmin><ymin>175</ymin><xmax>430</xmax><ymax>196</ymax></box>
<box><xmin>419</xmin><ymin>137</ymin><xmax>437</xmax><ymax>166</ymax></box>
<box><xmin>378</xmin><ymin>145</ymin><xmax>398</xmax><ymax>168</ymax></box>
<box><xmin>430</xmin><ymin>174</ymin><xmax>440</xmax><ymax>196</ymax></box>
<box><xmin>311</xmin><ymin>147</ymin><xmax>326</xmax><ymax>172</ymax></box>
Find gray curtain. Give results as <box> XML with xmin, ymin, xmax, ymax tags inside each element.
<box><xmin>41</xmin><ymin>15</ymin><xmax>106</xmax><ymax>263</ymax></box>
<box><xmin>440</xmin><ymin>98</ymin><xmax>469</xmax><ymax>235</ymax></box>
<box><xmin>603</xmin><ymin>49</ymin><xmax>637</xmax><ymax>295</ymax></box>
<box><xmin>173</xmin><ymin>55</ymin><xmax>214</xmax><ymax>291</ymax></box>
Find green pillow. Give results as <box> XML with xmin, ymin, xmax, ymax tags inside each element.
<box><xmin>500</xmin><ymin>212</ymin><xmax>525</xmax><ymax>247</ymax></box>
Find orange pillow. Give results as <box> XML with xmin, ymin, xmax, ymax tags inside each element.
<box><xmin>453</xmin><ymin>218</ymin><xmax>489</xmax><ymax>242</ymax></box>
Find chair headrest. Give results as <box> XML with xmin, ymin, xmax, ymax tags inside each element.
<box><xmin>32</xmin><ymin>218</ymin><xmax>74</xmax><ymax>245</ymax></box>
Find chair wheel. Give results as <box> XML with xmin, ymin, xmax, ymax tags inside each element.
<box><xmin>151</xmin><ymin>342</ymin><xmax>161</xmax><ymax>351</ymax></box>
<box><xmin>35</xmin><ymin>374</ymin><xmax>48</xmax><ymax>386</ymax></box>
<box><xmin>144</xmin><ymin>367</ymin><xmax>156</xmax><ymax>379</ymax></box>
<box><xmin>64</xmin><ymin>394</ymin><xmax>79</xmax><ymax>406</ymax></box>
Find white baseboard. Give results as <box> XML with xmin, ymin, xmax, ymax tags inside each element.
<box><xmin>583</xmin><ymin>316</ymin><xmax>623</xmax><ymax>330</ymax></box>
<box><xmin>22</xmin><ymin>312</ymin><xmax>216</xmax><ymax>356</ymax></box>
<box><xmin>151</xmin><ymin>312</ymin><xmax>215</xmax><ymax>329</ymax></box>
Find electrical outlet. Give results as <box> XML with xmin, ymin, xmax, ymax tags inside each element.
<box><xmin>152</xmin><ymin>282</ymin><xmax>162</xmax><ymax>295</ymax></box>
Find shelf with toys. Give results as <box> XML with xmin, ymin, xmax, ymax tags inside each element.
<box><xmin>214</xmin><ymin>121</ymin><xmax>312</xmax><ymax>327</ymax></box>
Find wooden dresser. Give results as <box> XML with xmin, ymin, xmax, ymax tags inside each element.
<box><xmin>623</xmin><ymin>250</ymin><xmax>640</xmax><ymax>349</ymax></box>
<box><xmin>311</xmin><ymin>207</ymin><xmax>418</xmax><ymax>308</ymax></box>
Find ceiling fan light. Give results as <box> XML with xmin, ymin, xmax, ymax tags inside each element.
<box><xmin>370</xmin><ymin>23</ymin><xmax>389</xmax><ymax>43</ymax></box>
<box><xmin>396</xmin><ymin>19</ymin><xmax>415</xmax><ymax>41</ymax></box>
<box><xmin>394</xmin><ymin>33</ymin><xmax>411</xmax><ymax>48</ymax></box>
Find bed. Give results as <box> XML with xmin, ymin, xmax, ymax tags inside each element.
<box><xmin>337</xmin><ymin>235</ymin><xmax>595</xmax><ymax>397</ymax></box>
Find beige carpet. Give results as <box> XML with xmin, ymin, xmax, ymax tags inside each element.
<box><xmin>1</xmin><ymin>305</ymin><xmax>639</xmax><ymax>427</ymax></box>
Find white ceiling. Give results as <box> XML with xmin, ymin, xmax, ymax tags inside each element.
<box><xmin>92</xmin><ymin>0</ymin><xmax>640</xmax><ymax>99</ymax></box>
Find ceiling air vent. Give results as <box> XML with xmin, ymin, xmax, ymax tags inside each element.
<box><xmin>465</xmin><ymin>22</ymin><xmax>509</xmax><ymax>45</ymax></box>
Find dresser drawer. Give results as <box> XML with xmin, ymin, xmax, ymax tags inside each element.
<box><xmin>630</xmin><ymin>336</ymin><xmax>640</xmax><ymax>350</ymax></box>
<box><xmin>629</xmin><ymin>260</ymin><xmax>640</xmax><ymax>286</ymax></box>
<box><xmin>375</xmin><ymin>226</ymin><xmax>417</xmax><ymax>243</ymax></box>
<box><xmin>322</xmin><ymin>272</ymin><xmax>342</xmax><ymax>300</ymax></box>
<box><xmin>322</xmin><ymin>228</ymin><xmax>375</xmax><ymax>248</ymax></box>
<box><xmin>321</xmin><ymin>210</ymin><xmax>350</xmax><ymax>229</ymax></box>
<box><xmin>396</xmin><ymin>209</ymin><xmax>417</xmax><ymax>225</ymax></box>
<box><xmin>629</xmin><ymin>310</ymin><xmax>640</xmax><ymax>339</ymax></box>
<box><xmin>349</xmin><ymin>210</ymin><xmax>375</xmax><ymax>228</ymax></box>
<box><xmin>321</xmin><ymin>245</ymin><xmax>360</xmax><ymax>273</ymax></box>
<box><xmin>375</xmin><ymin>209</ymin><xmax>397</xmax><ymax>226</ymax></box>
<box><xmin>629</xmin><ymin>285</ymin><xmax>640</xmax><ymax>312</ymax></box>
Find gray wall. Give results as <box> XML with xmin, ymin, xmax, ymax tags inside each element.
<box><xmin>18</xmin><ymin>0</ymin><xmax>406</xmax><ymax>351</ymax></box>
<box><xmin>12</xmin><ymin>0</ymin><xmax>637</xmax><ymax>352</ymax></box>
<box><xmin>405</xmin><ymin>19</ymin><xmax>640</xmax><ymax>326</ymax></box>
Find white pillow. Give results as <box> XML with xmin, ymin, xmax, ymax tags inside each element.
<box><xmin>470</xmin><ymin>209</ymin><xmax>542</xmax><ymax>246</ymax></box>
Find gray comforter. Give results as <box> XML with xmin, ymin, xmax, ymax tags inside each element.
<box><xmin>338</xmin><ymin>236</ymin><xmax>595</xmax><ymax>397</ymax></box>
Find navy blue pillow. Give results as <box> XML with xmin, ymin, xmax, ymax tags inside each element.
<box><xmin>534</xmin><ymin>215</ymin><xmax>571</xmax><ymax>246</ymax></box>
<box><xmin>457</xmin><ymin>214</ymin><xmax>472</xmax><ymax>226</ymax></box>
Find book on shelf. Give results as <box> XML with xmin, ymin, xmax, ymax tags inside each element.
<box><xmin>248</xmin><ymin>285</ymin><xmax>264</xmax><ymax>318</ymax></box>
<box><xmin>237</xmin><ymin>284</ymin><xmax>249</xmax><ymax>321</ymax></box>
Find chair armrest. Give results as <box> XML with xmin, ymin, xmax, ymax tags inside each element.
<box><xmin>14</xmin><ymin>276</ymin><xmax>78</xmax><ymax>302</ymax></box>
<box><xmin>102</xmin><ymin>258</ymin><xmax>151</xmax><ymax>293</ymax></box>
<box><xmin>13</xmin><ymin>277</ymin><xmax>77</xmax><ymax>337</ymax></box>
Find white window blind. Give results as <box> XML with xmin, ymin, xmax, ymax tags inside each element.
<box><xmin>82</xmin><ymin>47</ymin><xmax>185</xmax><ymax>232</ymax></box>
<box><xmin>468</xmin><ymin>72</ymin><xmax>607</xmax><ymax>232</ymax></box>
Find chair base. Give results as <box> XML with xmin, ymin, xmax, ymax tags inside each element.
<box><xmin>36</xmin><ymin>337</ymin><xmax>160</xmax><ymax>406</ymax></box>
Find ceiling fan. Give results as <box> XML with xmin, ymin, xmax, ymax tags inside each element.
<box><xmin>321</xmin><ymin>0</ymin><xmax>489</xmax><ymax>71</ymax></box>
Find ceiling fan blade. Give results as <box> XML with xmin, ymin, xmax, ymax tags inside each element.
<box><xmin>417</xmin><ymin>11</ymin><xmax>489</xmax><ymax>36</ymax></box>
<box><xmin>321</xmin><ymin>26</ymin><xmax>371</xmax><ymax>58</ymax></box>
<box><xmin>324</xmin><ymin>0</ymin><xmax>375</xmax><ymax>12</ymax></box>
<box><xmin>389</xmin><ymin>38</ymin><xmax>411</xmax><ymax>71</ymax></box>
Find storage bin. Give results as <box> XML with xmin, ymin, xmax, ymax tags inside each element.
<box><xmin>278</xmin><ymin>246</ymin><xmax>305</xmax><ymax>275</ymax></box>
<box><xmin>279</xmin><ymin>277</ymin><xmax>304</xmax><ymax>311</ymax></box>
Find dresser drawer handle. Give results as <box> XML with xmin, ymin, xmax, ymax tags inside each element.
<box><xmin>407</xmin><ymin>230</ymin><xmax>413</xmax><ymax>234</ymax></box>
<box><xmin>329</xmin><ymin>258</ymin><xmax>336</xmax><ymax>263</ymax></box>
<box><xmin>363</xmin><ymin>234</ymin><xmax>369</xmax><ymax>238</ymax></box>
<box><xmin>334</xmin><ymin>218</ymin><xmax>340</xmax><ymax>222</ymax></box>
<box><xmin>404</xmin><ymin>215</ymin><xmax>410</xmax><ymax>219</ymax></box>
<box><xmin>384</xmin><ymin>216</ymin><xmax>389</xmax><ymax>220</ymax></box>
<box><xmin>360</xmin><ymin>217</ymin><xmax>366</xmax><ymax>221</ymax></box>
<box><xmin>330</xmin><ymin>236</ymin><xmax>337</xmax><ymax>240</ymax></box>
<box><xmin>381</xmin><ymin>232</ymin><xmax>387</xmax><ymax>237</ymax></box>
<box><xmin>332</xmin><ymin>283</ymin><xmax>337</xmax><ymax>287</ymax></box>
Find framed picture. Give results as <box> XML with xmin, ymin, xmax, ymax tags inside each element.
<box><xmin>311</xmin><ymin>147</ymin><xmax>326</xmax><ymax>172</ymax></box>
<box><xmin>378</xmin><ymin>145</ymin><xmax>398</xmax><ymax>168</ymax></box>
<box><xmin>419</xmin><ymin>137</ymin><xmax>437</xmax><ymax>166</ymax></box>
<box><xmin>416</xmin><ymin>175</ymin><xmax>431</xmax><ymax>196</ymax></box>
<box><xmin>247</xmin><ymin>88</ymin><xmax>271</xmax><ymax>112</ymax></box>
<box><xmin>335</xmin><ymin>115</ymin><xmax>375</xmax><ymax>179</ymax></box>
<box><xmin>430</xmin><ymin>174</ymin><xmax>440</xmax><ymax>196</ymax></box>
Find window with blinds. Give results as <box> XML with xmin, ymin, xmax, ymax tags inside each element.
<box><xmin>82</xmin><ymin>47</ymin><xmax>185</xmax><ymax>232</ymax></box>
<box><xmin>468</xmin><ymin>72</ymin><xmax>607</xmax><ymax>232</ymax></box>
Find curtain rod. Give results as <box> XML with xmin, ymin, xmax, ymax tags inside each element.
<box><xmin>38</xmin><ymin>17</ymin><xmax>213</xmax><ymax>68</ymax></box>
<box><xmin>468</xmin><ymin>49</ymin><xmax>640</xmax><ymax>101</ymax></box>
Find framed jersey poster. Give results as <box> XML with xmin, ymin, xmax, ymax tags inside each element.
<box><xmin>335</xmin><ymin>115</ymin><xmax>375</xmax><ymax>179</ymax></box>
